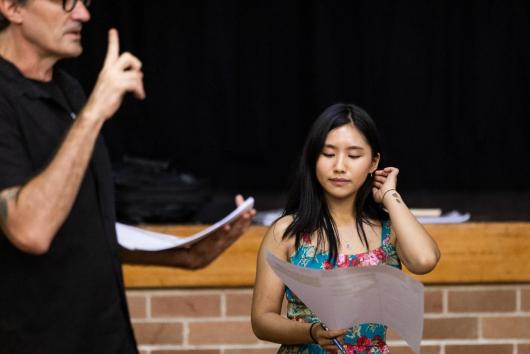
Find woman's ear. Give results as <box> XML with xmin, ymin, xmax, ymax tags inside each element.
<box><xmin>370</xmin><ymin>153</ymin><xmax>381</xmax><ymax>173</ymax></box>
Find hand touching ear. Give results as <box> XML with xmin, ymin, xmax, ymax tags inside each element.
<box><xmin>372</xmin><ymin>167</ymin><xmax>399</xmax><ymax>204</ymax></box>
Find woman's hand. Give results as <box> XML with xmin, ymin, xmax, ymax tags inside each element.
<box><xmin>372</xmin><ymin>167</ymin><xmax>399</xmax><ymax>204</ymax></box>
<box><xmin>371</xmin><ymin>167</ymin><xmax>441</xmax><ymax>274</ymax></box>
<box><xmin>311</xmin><ymin>323</ymin><xmax>348</xmax><ymax>352</ymax></box>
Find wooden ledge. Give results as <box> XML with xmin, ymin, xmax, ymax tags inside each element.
<box><xmin>123</xmin><ymin>222</ymin><xmax>530</xmax><ymax>288</ymax></box>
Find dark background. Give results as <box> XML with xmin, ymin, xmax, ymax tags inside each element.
<box><xmin>60</xmin><ymin>0</ymin><xmax>530</xmax><ymax>220</ymax></box>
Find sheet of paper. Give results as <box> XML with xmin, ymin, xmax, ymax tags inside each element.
<box><xmin>417</xmin><ymin>210</ymin><xmax>470</xmax><ymax>224</ymax></box>
<box><xmin>266</xmin><ymin>252</ymin><xmax>424</xmax><ymax>353</ymax></box>
<box><xmin>116</xmin><ymin>197</ymin><xmax>254</xmax><ymax>251</ymax></box>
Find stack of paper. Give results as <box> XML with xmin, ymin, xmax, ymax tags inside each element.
<box><xmin>116</xmin><ymin>197</ymin><xmax>254</xmax><ymax>251</ymax></box>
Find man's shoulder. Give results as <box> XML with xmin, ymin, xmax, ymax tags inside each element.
<box><xmin>54</xmin><ymin>67</ymin><xmax>82</xmax><ymax>88</ymax></box>
<box><xmin>0</xmin><ymin>57</ymin><xmax>23</xmax><ymax>98</ymax></box>
<box><xmin>54</xmin><ymin>67</ymin><xmax>87</xmax><ymax>104</ymax></box>
<box><xmin>0</xmin><ymin>64</ymin><xmax>18</xmax><ymax>117</ymax></box>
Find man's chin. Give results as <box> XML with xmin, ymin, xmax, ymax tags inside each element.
<box><xmin>61</xmin><ymin>45</ymin><xmax>83</xmax><ymax>59</ymax></box>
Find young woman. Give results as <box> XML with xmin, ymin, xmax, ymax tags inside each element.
<box><xmin>251</xmin><ymin>103</ymin><xmax>440</xmax><ymax>353</ymax></box>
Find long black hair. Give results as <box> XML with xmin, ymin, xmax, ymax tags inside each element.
<box><xmin>281</xmin><ymin>103</ymin><xmax>388</xmax><ymax>265</ymax></box>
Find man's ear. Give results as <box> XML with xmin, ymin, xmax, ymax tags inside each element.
<box><xmin>370</xmin><ymin>152</ymin><xmax>381</xmax><ymax>173</ymax></box>
<box><xmin>0</xmin><ymin>0</ymin><xmax>24</xmax><ymax>26</ymax></box>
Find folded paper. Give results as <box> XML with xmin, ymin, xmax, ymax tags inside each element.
<box><xmin>266</xmin><ymin>251</ymin><xmax>424</xmax><ymax>353</ymax></box>
<box><xmin>116</xmin><ymin>197</ymin><xmax>254</xmax><ymax>251</ymax></box>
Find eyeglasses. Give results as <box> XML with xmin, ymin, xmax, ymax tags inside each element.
<box><xmin>62</xmin><ymin>0</ymin><xmax>91</xmax><ymax>12</ymax></box>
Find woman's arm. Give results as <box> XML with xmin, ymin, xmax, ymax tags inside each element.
<box><xmin>251</xmin><ymin>216</ymin><xmax>346</xmax><ymax>350</ymax></box>
<box><xmin>373</xmin><ymin>167</ymin><xmax>440</xmax><ymax>274</ymax></box>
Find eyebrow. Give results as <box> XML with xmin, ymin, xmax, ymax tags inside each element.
<box><xmin>323</xmin><ymin>144</ymin><xmax>365</xmax><ymax>150</ymax></box>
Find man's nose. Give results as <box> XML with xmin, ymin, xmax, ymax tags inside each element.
<box><xmin>71</xmin><ymin>1</ymin><xmax>91</xmax><ymax>22</ymax></box>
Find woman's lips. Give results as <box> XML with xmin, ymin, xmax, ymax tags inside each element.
<box><xmin>329</xmin><ymin>178</ymin><xmax>350</xmax><ymax>186</ymax></box>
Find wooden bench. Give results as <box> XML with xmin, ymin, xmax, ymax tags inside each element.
<box><xmin>123</xmin><ymin>223</ymin><xmax>530</xmax><ymax>288</ymax></box>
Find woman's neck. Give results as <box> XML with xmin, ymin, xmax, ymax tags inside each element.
<box><xmin>326</xmin><ymin>195</ymin><xmax>356</xmax><ymax>226</ymax></box>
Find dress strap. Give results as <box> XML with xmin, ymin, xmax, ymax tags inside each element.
<box><xmin>381</xmin><ymin>220</ymin><xmax>391</xmax><ymax>243</ymax></box>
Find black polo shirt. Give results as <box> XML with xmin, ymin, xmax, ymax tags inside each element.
<box><xmin>0</xmin><ymin>56</ymin><xmax>138</xmax><ymax>354</ymax></box>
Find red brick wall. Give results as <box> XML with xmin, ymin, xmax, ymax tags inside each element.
<box><xmin>128</xmin><ymin>285</ymin><xmax>530</xmax><ymax>354</ymax></box>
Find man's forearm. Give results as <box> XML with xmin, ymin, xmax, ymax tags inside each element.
<box><xmin>2</xmin><ymin>114</ymin><xmax>104</xmax><ymax>254</ymax></box>
<box><xmin>120</xmin><ymin>247</ymin><xmax>195</xmax><ymax>268</ymax></box>
<box><xmin>1</xmin><ymin>29</ymin><xmax>145</xmax><ymax>255</ymax></box>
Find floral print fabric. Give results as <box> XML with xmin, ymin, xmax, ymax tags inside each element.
<box><xmin>277</xmin><ymin>221</ymin><xmax>401</xmax><ymax>354</ymax></box>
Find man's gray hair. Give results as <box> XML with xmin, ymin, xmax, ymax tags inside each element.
<box><xmin>0</xmin><ymin>0</ymin><xmax>29</xmax><ymax>31</ymax></box>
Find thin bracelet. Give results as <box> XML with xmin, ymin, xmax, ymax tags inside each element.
<box><xmin>381</xmin><ymin>188</ymin><xmax>397</xmax><ymax>202</ymax></box>
<box><xmin>309</xmin><ymin>322</ymin><xmax>319</xmax><ymax>343</ymax></box>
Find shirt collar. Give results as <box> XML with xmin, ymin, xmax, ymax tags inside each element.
<box><xmin>0</xmin><ymin>55</ymin><xmax>51</xmax><ymax>99</ymax></box>
<box><xmin>0</xmin><ymin>55</ymin><xmax>83</xmax><ymax>113</ymax></box>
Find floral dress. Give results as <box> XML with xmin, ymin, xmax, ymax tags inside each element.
<box><xmin>278</xmin><ymin>221</ymin><xmax>401</xmax><ymax>354</ymax></box>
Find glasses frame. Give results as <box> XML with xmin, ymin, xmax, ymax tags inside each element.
<box><xmin>62</xmin><ymin>0</ymin><xmax>91</xmax><ymax>12</ymax></box>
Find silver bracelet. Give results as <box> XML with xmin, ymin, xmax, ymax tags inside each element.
<box><xmin>381</xmin><ymin>189</ymin><xmax>397</xmax><ymax>202</ymax></box>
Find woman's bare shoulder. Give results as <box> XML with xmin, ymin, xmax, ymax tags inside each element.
<box><xmin>262</xmin><ymin>214</ymin><xmax>295</xmax><ymax>250</ymax></box>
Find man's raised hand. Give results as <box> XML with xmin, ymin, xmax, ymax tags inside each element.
<box><xmin>82</xmin><ymin>29</ymin><xmax>145</xmax><ymax>123</ymax></box>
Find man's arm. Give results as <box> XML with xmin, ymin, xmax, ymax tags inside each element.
<box><xmin>120</xmin><ymin>195</ymin><xmax>256</xmax><ymax>268</ymax></box>
<box><xmin>0</xmin><ymin>29</ymin><xmax>145</xmax><ymax>254</ymax></box>
<box><xmin>0</xmin><ymin>115</ymin><xmax>105</xmax><ymax>254</ymax></box>
<box><xmin>0</xmin><ymin>187</ymin><xmax>20</xmax><ymax>232</ymax></box>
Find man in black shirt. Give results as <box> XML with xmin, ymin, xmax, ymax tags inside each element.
<box><xmin>0</xmin><ymin>0</ymin><xmax>255</xmax><ymax>353</ymax></box>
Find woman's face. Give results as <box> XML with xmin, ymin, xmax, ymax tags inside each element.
<box><xmin>316</xmin><ymin>123</ymin><xmax>379</xmax><ymax>203</ymax></box>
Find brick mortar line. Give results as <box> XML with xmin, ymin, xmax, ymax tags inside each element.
<box><xmin>424</xmin><ymin>312</ymin><xmax>530</xmax><ymax>318</ymax></box>
<box><xmin>425</xmin><ymin>285</ymin><xmax>530</xmax><ymax>291</ymax></box>
<box><xmin>132</xmin><ymin>312</ymin><xmax>530</xmax><ymax>322</ymax></box>
<box><xmin>517</xmin><ymin>288</ymin><xmax>522</xmax><ymax>312</ymax></box>
<box><xmin>388</xmin><ymin>339</ymin><xmax>530</xmax><ymax>345</ymax></box>
<box><xmin>133</xmin><ymin>312</ymin><xmax>530</xmax><ymax>321</ymax></box>
<box><xmin>131</xmin><ymin>317</ymin><xmax>253</xmax><ymax>321</ymax></box>
<box><xmin>137</xmin><ymin>340</ymin><xmax>530</xmax><ymax>348</ymax></box>
<box><xmin>442</xmin><ymin>288</ymin><xmax>448</xmax><ymax>314</ymax></box>
<box><xmin>182</xmin><ymin>319</ymin><xmax>190</xmax><ymax>346</ymax></box>
<box><xmin>132</xmin><ymin>316</ymin><xmax>251</xmax><ymax>323</ymax></box>
<box><xmin>128</xmin><ymin>317</ymin><xmax>527</xmax><ymax>326</ymax></box>
<box><xmin>136</xmin><ymin>340</ymin><xmax>530</xmax><ymax>352</ymax></box>
<box><xmin>221</xmin><ymin>293</ymin><xmax>227</xmax><ymax>318</ymax></box>
<box><xmin>131</xmin><ymin>312</ymin><xmax>530</xmax><ymax>321</ymax></box>
<box><xmin>146</xmin><ymin>294</ymin><xmax>152</xmax><ymax>319</ymax></box>
<box><xmin>435</xmin><ymin>340</ymin><xmax>530</xmax><ymax>344</ymax></box>
<box><xmin>138</xmin><ymin>343</ymin><xmax>279</xmax><ymax>350</ymax></box>
<box><xmin>478</xmin><ymin>312</ymin><xmax>483</xmax><ymax>339</ymax></box>
<box><xmin>126</xmin><ymin>286</ymin><xmax>530</xmax><ymax>295</ymax></box>
<box><xmin>137</xmin><ymin>342</ymin><xmax>530</xmax><ymax>353</ymax></box>
<box><xmin>140</xmin><ymin>340</ymin><xmax>530</xmax><ymax>347</ymax></box>
<box><xmin>126</xmin><ymin>289</ymin><xmax>253</xmax><ymax>296</ymax></box>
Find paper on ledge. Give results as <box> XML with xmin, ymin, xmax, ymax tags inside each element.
<box><xmin>416</xmin><ymin>210</ymin><xmax>470</xmax><ymax>224</ymax></box>
<box><xmin>256</xmin><ymin>209</ymin><xmax>470</xmax><ymax>226</ymax></box>
<box><xmin>266</xmin><ymin>252</ymin><xmax>424</xmax><ymax>354</ymax></box>
<box><xmin>116</xmin><ymin>197</ymin><xmax>254</xmax><ymax>251</ymax></box>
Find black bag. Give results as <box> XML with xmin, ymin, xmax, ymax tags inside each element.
<box><xmin>113</xmin><ymin>157</ymin><xmax>211</xmax><ymax>224</ymax></box>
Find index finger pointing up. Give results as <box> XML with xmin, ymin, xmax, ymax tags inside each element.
<box><xmin>104</xmin><ymin>28</ymin><xmax>120</xmax><ymax>66</ymax></box>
